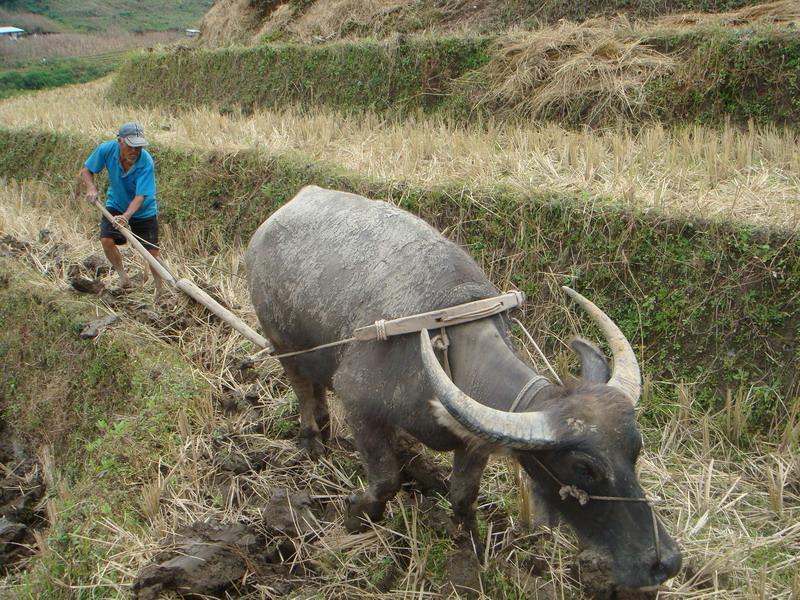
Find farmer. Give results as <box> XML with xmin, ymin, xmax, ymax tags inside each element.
<box><xmin>80</xmin><ymin>122</ymin><xmax>164</xmax><ymax>299</ymax></box>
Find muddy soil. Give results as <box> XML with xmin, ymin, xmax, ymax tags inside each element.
<box><xmin>132</xmin><ymin>488</ymin><xmax>323</xmax><ymax>599</ymax></box>
<box><xmin>572</xmin><ymin>550</ymin><xmax>658</xmax><ymax>599</ymax></box>
<box><xmin>0</xmin><ymin>422</ymin><xmax>45</xmax><ymax>574</ymax></box>
<box><xmin>132</xmin><ymin>520</ymin><xmax>289</xmax><ymax>599</ymax></box>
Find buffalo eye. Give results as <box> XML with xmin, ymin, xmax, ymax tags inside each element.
<box><xmin>569</xmin><ymin>455</ymin><xmax>605</xmax><ymax>486</ymax></box>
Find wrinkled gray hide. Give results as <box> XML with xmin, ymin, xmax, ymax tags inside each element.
<box><xmin>245</xmin><ymin>186</ymin><xmax>681</xmax><ymax>590</ymax></box>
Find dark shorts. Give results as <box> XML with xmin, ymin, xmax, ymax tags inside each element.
<box><xmin>100</xmin><ymin>209</ymin><xmax>159</xmax><ymax>251</ymax></box>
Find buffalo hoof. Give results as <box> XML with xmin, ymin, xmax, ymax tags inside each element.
<box><xmin>298</xmin><ymin>431</ymin><xmax>326</xmax><ymax>460</ymax></box>
<box><xmin>343</xmin><ymin>493</ymin><xmax>381</xmax><ymax>533</ymax></box>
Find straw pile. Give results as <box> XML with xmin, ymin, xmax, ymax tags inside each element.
<box><xmin>467</xmin><ymin>22</ymin><xmax>675</xmax><ymax>125</ymax></box>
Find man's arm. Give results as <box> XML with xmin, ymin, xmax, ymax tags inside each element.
<box><xmin>122</xmin><ymin>195</ymin><xmax>145</xmax><ymax>221</ymax></box>
<box><xmin>81</xmin><ymin>166</ymin><xmax>99</xmax><ymax>204</ymax></box>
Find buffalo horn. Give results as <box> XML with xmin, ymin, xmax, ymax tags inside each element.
<box><xmin>419</xmin><ymin>330</ymin><xmax>560</xmax><ymax>450</ymax></box>
<box><xmin>562</xmin><ymin>286</ymin><xmax>641</xmax><ymax>405</ymax></box>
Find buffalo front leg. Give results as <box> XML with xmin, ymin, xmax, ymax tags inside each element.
<box><xmin>282</xmin><ymin>363</ymin><xmax>326</xmax><ymax>459</ymax></box>
<box><xmin>312</xmin><ymin>383</ymin><xmax>330</xmax><ymax>443</ymax></box>
<box><xmin>450</xmin><ymin>448</ymin><xmax>489</xmax><ymax>551</ymax></box>
<box><xmin>344</xmin><ymin>420</ymin><xmax>401</xmax><ymax>532</ymax></box>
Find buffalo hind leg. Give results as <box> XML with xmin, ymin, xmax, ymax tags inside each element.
<box><xmin>344</xmin><ymin>420</ymin><xmax>401</xmax><ymax>532</ymax></box>
<box><xmin>450</xmin><ymin>448</ymin><xmax>489</xmax><ymax>553</ymax></box>
<box><xmin>282</xmin><ymin>363</ymin><xmax>326</xmax><ymax>459</ymax></box>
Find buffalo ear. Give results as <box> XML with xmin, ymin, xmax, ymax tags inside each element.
<box><xmin>569</xmin><ymin>337</ymin><xmax>610</xmax><ymax>383</ymax></box>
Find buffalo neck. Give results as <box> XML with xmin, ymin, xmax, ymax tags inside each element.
<box><xmin>445</xmin><ymin>318</ymin><xmax>552</xmax><ymax>412</ymax></box>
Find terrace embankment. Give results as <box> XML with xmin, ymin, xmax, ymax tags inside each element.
<box><xmin>110</xmin><ymin>18</ymin><xmax>800</xmax><ymax>127</ymax></box>
<box><xmin>0</xmin><ymin>126</ymin><xmax>797</xmax><ymax>429</ymax></box>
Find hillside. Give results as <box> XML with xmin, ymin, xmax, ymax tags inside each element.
<box><xmin>0</xmin><ymin>0</ymin><xmax>211</xmax><ymax>98</ymax></box>
<box><xmin>198</xmin><ymin>0</ymin><xmax>794</xmax><ymax>46</ymax></box>
<box><xmin>0</xmin><ymin>0</ymin><xmax>213</xmax><ymax>33</ymax></box>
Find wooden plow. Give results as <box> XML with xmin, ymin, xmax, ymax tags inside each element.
<box><xmin>93</xmin><ymin>200</ymin><xmax>274</xmax><ymax>353</ymax></box>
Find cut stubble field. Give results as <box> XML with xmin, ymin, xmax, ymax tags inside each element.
<box><xmin>0</xmin><ymin>179</ymin><xmax>798</xmax><ymax>598</ymax></box>
<box><xmin>0</xmin><ymin>79</ymin><xmax>798</xmax><ymax>231</ymax></box>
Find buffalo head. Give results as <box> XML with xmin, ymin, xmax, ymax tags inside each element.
<box><xmin>420</xmin><ymin>287</ymin><xmax>681</xmax><ymax>590</ymax></box>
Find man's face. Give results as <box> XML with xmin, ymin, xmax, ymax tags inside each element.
<box><xmin>118</xmin><ymin>139</ymin><xmax>142</xmax><ymax>162</ymax></box>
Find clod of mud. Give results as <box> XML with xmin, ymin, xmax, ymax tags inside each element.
<box><xmin>136</xmin><ymin>308</ymin><xmax>162</xmax><ymax>324</ymax></box>
<box><xmin>216</xmin><ymin>387</ymin><xmax>251</xmax><ymax>416</ymax></box>
<box><xmin>414</xmin><ymin>495</ymin><xmax>458</xmax><ymax>537</ymax></box>
<box><xmin>261</xmin><ymin>488</ymin><xmax>318</xmax><ymax>538</ymax></box>
<box><xmin>82</xmin><ymin>254</ymin><xmax>111</xmax><ymax>277</ymax></box>
<box><xmin>442</xmin><ymin>539</ymin><xmax>482</xmax><ymax>598</ymax></box>
<box><xmin>70</xmin><ymin>276</ymin><xmax>106</xmax><ymax>294</ymax></box>
<box><xmin>79</xmin><ymin>314</ymin><xmax>119</xmax><ymax>339</ymax></box>
<box><xmin>0</xmin><ymin>516</ymin><xmax>27</xmax><ymax>558</ymax></box>
<box><xmin>396</xmin><ymin>432</ymin><xmax>448</xmax><ymax>497</ymax></box>
<box><xmin>0</xmin><ymin>234</ymin><xmax>31</xmax><ymax>256</ymax></box>
<box><xmin>42</xmin><ymin>241</ymin><xmax>69</xmax><ymax>270</ymax></box>
<box><xmin>132</xmin><ymin>520</ymin><xmax>288</xmax><ymax>600</ymax></box>
<box><xmin>574</xmin><ymin>550</ymin><xmax>615</xmax><ymax>598</ymax></box>
<box><xmin>0</xmin><ymin>423</ymin><xmax>45</xmax><ymax>573</ymax></box>
<box><xmin>574</xmin><ymin>550</ymin><xmax>659</xmax><ymax>599</ymax></box>
<box><xmin>214</xmin><ymin>447</ymin><xmax>255</xmax><ymax>474</ymax></box>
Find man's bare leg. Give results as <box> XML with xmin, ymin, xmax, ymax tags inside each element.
<box><xmin>100</xmin><ymin>237</ymin><xmax>131</xmax><ymax>288</ymax></box>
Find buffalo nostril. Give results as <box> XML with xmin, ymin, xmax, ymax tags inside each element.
<box><xmin>650</xmin><ymin>561</ymin><xmax>670</xmax><ymax>584</ymax></box>
<box><xmin>650</xmin><ymin>552</ymin><xmax>682</xmax><ymax>584</ymax></box>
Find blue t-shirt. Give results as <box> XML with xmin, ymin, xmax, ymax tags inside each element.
<box><xmin>84</xmin><ymin>140</ymin><xmax>157</xmax><ymax>220</ymax></box>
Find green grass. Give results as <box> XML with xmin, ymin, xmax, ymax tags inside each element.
<box><xmin>646</xmin><ymin>25</ymin><xmax>800</xmax><ymax>126</ymax></box>
<box><xmin>0</xmin><ymin>259</ymin><xmax>208</xmax><ymax>598</ymax></box>
<box><xmin>0</xmin><ymin>54</ymin><xmax>122</xmax><ymax>99</ymax></box>
<box><xmin>0</xmin><ymin>0</ymin><xmax>213</xmax><ymax>33</ymax></box>
<box><xmin>109</xmin><ymin>36</ymin><xmax>492</xmax><ymax>117</ymax></box>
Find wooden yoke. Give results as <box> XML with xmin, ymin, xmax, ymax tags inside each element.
<box><xmin>353</xmin><ymin>291</ymin><xmax>525</xmax><ymax>341</ymax></box>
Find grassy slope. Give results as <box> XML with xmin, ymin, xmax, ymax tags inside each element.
<box><xmin>0</xmin><ymin>127</ymin><xmax>796</xmax><ymax>430</ymax></box>
<box><xmin>109</xmin><ymin>24</ymin><xmax>800</xmax><ymax>127</ymax></box>
<box><xmin>0</xmin><ymin>0</ymin><xmax>213</xmax><ymax>32</ymax></box>
<box><xmin>0</xmin><ymin>258</ymin><xmax>209</xmax><ymax>597</ymax></box>
<box><xmin>0</xmin><ymin>54</ymin><xmax>121</xmax><ymax>99</ymax></box>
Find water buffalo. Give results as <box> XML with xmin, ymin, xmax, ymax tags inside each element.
<box><xmin>245</xmin><ymin>185</ymin><xmax>681</xmax><ymax>590</ymax></box>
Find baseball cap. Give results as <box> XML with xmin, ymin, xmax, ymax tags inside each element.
<box><xmin>117</xmin><ymin>122</ymin><xmax>148</xmax><ymax>147</ymax></box>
